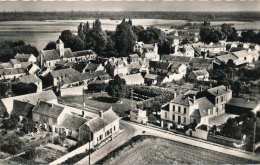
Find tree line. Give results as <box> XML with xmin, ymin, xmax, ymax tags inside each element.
<box><xmin>45</xmin><ymin>19</ymin><xmax>171</xmax><ymax>56</ymax></box>
<box><xmin>0</xmin><ymin>11</ymin><xmax>259</xmax><ymax>22</ymax></box>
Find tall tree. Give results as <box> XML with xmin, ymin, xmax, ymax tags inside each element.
<box><xmin>0</xmin><ymin>82</ymin><xmax>8</xmax><ymax>96</ymax></box>
<box><xmin>107</xmin><ymin>76</ymin><xmax>127</xmax><ymax>101</ymax></box>
<box><xmin>78</xmin><ymin>23</ymin><xmax>85</xmax><ymax>41</ymax></box>
<box><xmin>114</xmin><ymin>19</ymin><xmax>137</xmax><ymax>53</ymax></box>
<box><xmin>43</xmin><ymin>41</ymin><xmax>56</xmax><ymax>50</ymax></box>
<box><xmin>59</xmin><ymin>30</ymin><xmax>74</xmax><ymax>48</ymax></box>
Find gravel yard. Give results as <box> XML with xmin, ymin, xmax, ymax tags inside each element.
<box><xmin>102</xmin><ymin>136</ymin><xmax>258</xmax><ymax>164</ymax></box>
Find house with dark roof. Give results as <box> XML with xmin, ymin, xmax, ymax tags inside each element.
<box><xmin>18</xmin><ymin>75</ymin><xmax>42</xmax><ymax>92</ymax></box>
<box><xmin>190</xmin><ymin>58</ymin><xmax>214</xmax><ymax>70</ymax></box>
<box><xmin>0</xmin><ymin>68</ymin><xmax>26</xmax><ymax>80</ymax></box>
<box><xmin>188</xmin><ymin>69</ymin><xmax>209</xmax><ymax>81</ymax></box>
<box><xmin>161</xmin><ymin>55</ymin><xmax>192</xmax><ymax>67</ymax></box>
<box><xmin>73</xmin><ymin>50</ymin><xmax>97</xmax><ymax>62</ymax></box>
<box><xmin>149</xmin><ymin>61</ymin><xmax>171</xmax><ymax>75</ymax></box>
<box><xmin>0</xmin><ymin>90</ymin><xmax>57</xmax><ymax>115</ymax></box>
<box><xmin>47</xmin><ymin>68</ymin><xmax>81</xmax><ymax>87</ymax></box>
<box><xmin>78</xmin><ymin>108</ymin><xmax>120</xmax><ymax>146</ymax></box>
<box><xmin>11</xmin><ymin>100</ymin><xmax>34</xmax><ymax>119</ymax></box>
<box><xmin>105</xmin><ymin>57</ymin><xmax>128</xmax><ymax>77</ymax></box>
<box><xmin>15</xmin><ymin>53</ymin><xmax>36</xmax><ymax>63</ymax></box>
<box><xmin>225</xmin><ymin>98</ymin><xmax>260</xmax><ymax>115</ymax></box>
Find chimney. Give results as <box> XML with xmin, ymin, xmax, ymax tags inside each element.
<box><xmin>216</xmin><ymin>89</ymin><xmax>219</xmax><ymax>95</ymax></box>
<box><xmin>174</xmin><ymin>92</ymin><xmax>177</xmax><ymax>98</ymax></box>
<box><xmin>99</xmin><ymin>111</ymin><xmax>103</xmax><ymax>119</ymax></box>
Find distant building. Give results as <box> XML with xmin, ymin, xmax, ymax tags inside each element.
<box><xmin>0</xmin><ymin>68</ymin><xmax>26</xmax><ymax>80</ymax></box>
<box><xmin>105</xmin><ymin>57</ymin><xmax>128</xmax><ymax>77</ymax></box>
<box><xmin>190</xmin><ymin>58</ymin><xmax>214</xmax><ymax>70</ymax></box>
<box><xmin>161</xmin><ymin>55</ymin><xmax>192</xmax><ymax>67</ymax></box>
<box><xmin>225</xmin><ymin>98</ymin><xmax>260</xmax><ymax>115</ymax></box>
<box><xmin>117</xmin><ymin>73</ymin><xmax>144</xmax><ymax>85</ymax></box>
<box><xmin>188</xmin><ymin>69</ymin><xmax>209</xmax><ymax>81</ymax></box>
<box><xmin>15</xmin><ymin>53</ymin><xmax>37</xmax><ymax>63</ymax></box>
<box><xmin>130</xmin><ymin>109</ymin><xmax>148</xmax><ymax>124</ymax></box>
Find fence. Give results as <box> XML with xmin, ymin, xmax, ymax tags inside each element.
<box><xmin>49</xmin><ymin>141</ymin><xmax>93</xmax><ymax>165</ymax></box>
<box><xmin>207</xmin><ymin>134</ymin><xmax>242</xmax><ymax>148</ymax></box>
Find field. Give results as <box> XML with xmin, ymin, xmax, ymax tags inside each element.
<box><xmin>60</xmin><ymin>92</ymin><xmax>138</xmax><ymax>116</ymax></box>
<box><xmin>1</xmin><ymin>19</ymin><xmax>260</xmax><ymax>50</ymax></box>
<box><xmin>99</xmin><ymin>136</ymin><xmax>258</xmax><ymax>164</ymax></box>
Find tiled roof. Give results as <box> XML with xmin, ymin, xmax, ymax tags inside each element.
<box><xmin>171</xmin><ymin>95</ymin><xmax>194</xmax><ymax>106</ymax></box>
<box><xmin>193</xmin><ymin>69</ymin><xmax>209</xmax><ymax>77</ymax></box>
<box><xmin>11</xmin><ymin>100</ymin><xmax>34</xmax><ymax>117</ymax></box>
<box><xmin>215</xmin><ymin>54</ymin><xmax>238</xmax><ymax>63</ymax></box>
<box><xmin>196</xmin><ymin>97</ymin><xmax>214</xmax><ymax>117</ymax></box>
<box><xmin>64</xmin><ymin>48</ymin><xmax>75</xmax><ymax>58</ymax></box>
<box><xmin>190</xmin><ymin>58</ymin><xmax>214</xmax><ymax>64</ymax></box>
<box><xmin>229</xmin><ymin>47</ymin><xmax>249</xmax><ymax>52</ymax></box>
<box><xmin>226</xmin><ymin>98</ymin><xmax>259</xmax><ymax>110</ymax></box>
<box><xmin>55</xmin><ymin>60</ymin><xmax>68</xmax><ymax>66</ymax></box>
<box><xmin>15</xmin><ymin>54</ymin><xmax>32</xmax><ymax>60</ymax></box>
<box><xmin>232</xmin><ymin>51</ymin><xmax>249</xmax><ymax>58</ymax></box>
<box><xmin>32</xmin><ymin>101</ymin><xmax>64</xmax><ymax>119</ymax></box>
<box><xmin>1</xmin><ymin>90</ymin><xmax>57</xmax><ymax>114</ymax></box>
<box><xmin>149</xmin><ymin>61</ymin><xmax>171</xmax><ymax>70</ymax></box>
<box><xmin>59</xmin><ymin>113</ymin><xmax>88</xmax><ymax>131</ymax></box>
<box><xmin>108</xmin><ymin>58</ymin><xmax>127</xmax><ymax>69</ymax></box>
<box><xmin>161</xmin><ymin>55</ymin><xmax>192</xmax><ymax>63</ymax></box>
<box><xmin>234</xmin><ymin>59</ymin><xmax>248</xmax><ymax>66</ymax></box>
<box><xmin>171</xmin><ymin>63</ymin><xmax>182</xmax><ymax>69</ymax></box>
<box><xmin>21</xmin><ymin>62</ymin><xmax>32</xmax><ymax>69</ymax></box>
<box><xmin>50</xmin><ymin>68</ymin><xmax>80</xmax><ymax>78</ymax></box>
<box><xmin>143</xmin><ymin>44</ymin><xmax>154</xmax><ymax>49</ymax></box>
<box><xmin>41</xmin><ymin>49</ymin><xmax>60</xmax><ymax>61</ymax></box>
<box><xmin>73</xmin><ymin>50</ymin><xmax>96</xmax><ymax>57</ymax></box>
<box><xmin>0</xmin><ymin>63</ymin><xmax>13</xmax><ymax>69</ymax></box>
<box><xmin>82</xmin><ymin>70</ymin><xmax>107</xmax><ymax>80</ymax></box>
<box><xmin>10</xmin><ymin>59</ymin><xmax>20</xmax><ymax>64</ymax></box>
<box><xmin>87</xmin><ymin>116</ymin><xmax>106</xmax><ymax>133</ymax></box>
<box><xmin>207</xmin><ymin>85</ymin><xmax>229</xmax><ymax>96</ymax></box>
<box><xmin>85</xmin><ymin>63</ymin><xmax>100</xmax><ymax>71</ymax></box>
<box><xmin>0</xmin><ymin>68</ymin><xmax>26</xmax><ymax>76</ymax></box>
<box><xmin>144</xmin><ymin>74</ymin><xmax>158</xmax><ymax>80</ymax></box>
<box><xmin>18</xmin><ymin>75</ymin><xmax>42</xmax><ymax>83</ymax></box>
<box><xmin>119</xmin><ymin>73</ymin><xmax>144</xmax><ymax>84</ymax></box>
<box><xmin>103</xmin><ymin>108</ymin><xmax>120</xmax><ymax>124</ymax></box>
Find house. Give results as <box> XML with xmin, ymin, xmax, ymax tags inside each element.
<box><xmin>47</xmin><ymin>68</ymin><xmax>81</xmax><ymax>87</ymax></box>
<box><xmin>73</xmin><ymin>50</ymin><xmax>97</xmax><ymax>62</ymax></box>
<box><xmin>18</xmin><ymin>75</ymin><xmax>42</xmax><ymax>92</ymax></box>
<box><xmin>161</xmin><ymin>94</ymin><xmax>198</xmax><ymax>125</ymax></box>
<box><xmin>142</xmin><ymin>51</ymin><xmax>160</xmax><ymax>61</ymax></box>
<box><xmin>204</xmin><ymin>85</ymin><xmax>232</xmax><ymax>115</ymax></box>
<box><xmin>144</xmin><ymin>74</ymin><xmax>159</xmax><ymax>85</ymax></box>
<box><xmin>127</xmin><ymin>58</ymin><xmax>149</xmax><ymax>74</ymax></box>
<box><xmin>0</xmin><ymin>90</ymin><xmax>57</xmax><ymax>115</ymax></box>
<box><xmin>105</xmin><ymin>57</ymin><xmax>128</xmax><ymax>77</ymax></box>
<box><xmin>26</xmin><ymin>63</ymin><xmax>40</xmax><ymax>75</ymax></box>
<box><xmin>225</xmin><ymin>98</ymin><xmax>260</xmax><ymax>115</ymax></box>
<box><xmin>179</xmin><ymin>45</ymin><xmax>194</xmax><ymax>57</ymax></box>
<box><xmin>149</xmin><ymin>61</ymin><xmax>171</xmax><ymax>74</ymax></box>
<box><xmin>78</xmin><ymin>108</ymin><xmax>120</xmax><ymax>146</ymax></box>
<box><xmin>133</xmin><ymin>42</ymin><xmax>158</xmax><ymax>56</ymax></box>
<box><xmin>15</xmin><ymin>53</ymin><xmax>37</xmax><ymax>63</ymax></box>
<box><xmin>133</xmin><ymin>41</ymin><xmax>144</xmax><ymax>54</ymax></box>
<box><xmin>198</xmin><ymin>44</ymin><xmax>226</xmax><ymax>53</ymax></box>
<box><xmin>188</xmin><ymin>69</ymin><xmax>209</xmax><ymax>81</ymax></box>
<box><xmin>232</xmin><ymin>51</ymin><xmax>253</xmax><ymax>63</ymax></box>
<box><xmin>117</xmin><ymin>73</ymin><xmax>144</xmax><ymax>85</ymax></box>
<box><xmin>128</xmin><ymin>54</ymin><xmax>140</xmax><ymax>62</ymax></box>
<box><xmin>190</xmin><ymin>58</ymin><xmax>214</xmax><ymax>70</ymax></box>
<box><xmin>130</xmin><ymin>109</ymin><xmax>148</xmax><ymax>124</ymax></box>
<box><xmin>170</xmin><ymin>63</ymin><xmax>186</xmax><ymax>75</ymax></box>
<box><xmin>0</xmin><ymin>68</ymin><xmax>26</xmax><ymax>80</ymax></box>
<box><xmin>10</xmin><ymin>59</ymin><xmax>21</xmax><ymax>68</ymax></box>
<box><xmin>83</xmin><ymin>63</ymin><xmax>104</xmax><ymax>73</ymax></box>
<box><xmin>249</xmin><ymin>44</ymin><xmax>259</xmax><ymax>51</ymax></box>
<box><xmin>161</xmin><ymin>55</ymin><xmax>192</xmax><ymax>67</ymax></box>
<box><xmin>11</xmin><ymin>100</ymin><xmax>35</xmax><ymax>120</ymax></box>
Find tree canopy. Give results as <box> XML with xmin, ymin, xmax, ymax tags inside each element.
<box><xmin>12</xmin><ymin>82</ymin><xmax>37</xmax><ymax>96</ymax></box>
<box><xmin>107</xmin><ymin>76</ymin><xmax>127</xmax><ymax>101</ymax></box>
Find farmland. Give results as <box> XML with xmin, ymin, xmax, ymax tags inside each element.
<box><xmin>99</xmin><ymin>136</ymin><xmax>258</xmax><ymax>164</ymax></box>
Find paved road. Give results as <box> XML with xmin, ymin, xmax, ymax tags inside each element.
<box><xmin>129</xmin><ymin>122</ymin><xmax>260</xmax><ymax>162</ymax></box>
<box><xmin>76</xmin><ymin>121</ymin><xmax>138</xmax><ymax>165</ymax></box>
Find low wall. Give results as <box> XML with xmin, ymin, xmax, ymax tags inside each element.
<box><xmin>49</xmin><ymin>141</ymin><xmax>93</xmax><ymax>165</ymax></box>
<box><xmin>207</xmin><ymin>135</ymin><xmax>242</xmax><ymax>148</ymax></box>
<box><xmin>60</xmin><ymin>86</ymin><xmax>86</xmax><ymax>96</ymax></box>
<box><xmin>192</xmin><ymin>129</ymin><xmax>208</xmax><ymax>140</ymax></box>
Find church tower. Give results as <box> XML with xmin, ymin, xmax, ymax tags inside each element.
<box><xmin>56</xmin><ymin>39</ymin><xmax>64</xmax><ymax>58</ymax></box>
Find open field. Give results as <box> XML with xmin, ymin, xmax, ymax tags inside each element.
<box><xmin>60</xmin><ymin>92</ymin><xmax>138</xmax><ymax>116</ymax></box>
<box><xmin>99</xmin><ymin>135</ymin><xmax>258</xmax><ymax>164</ymax></box>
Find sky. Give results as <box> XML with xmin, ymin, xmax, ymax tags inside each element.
<box><xmin>0</xmin><ymin>0</ymin><xmax>259</xmax><ymax>12</ymax></box>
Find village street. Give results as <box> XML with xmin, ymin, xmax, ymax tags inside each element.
<box><xmin>76</xmin><ymin>120</ymin><xmax>260</xmax><ymax>164</ymax></box>
<box><xmin>76</xmin><ymin>121</ymin><xmax>139</xmax><ymax>164</ymax></box>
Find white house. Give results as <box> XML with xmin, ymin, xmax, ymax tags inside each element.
<box><xmin>117</xmin><ymin>73</ymin><xmax>144</xmax><ymax>85</ymax></box>
<box><xmin>130</xmin><ymin>109</ymin><xmax>148</xmax><ymax>124</ymax></box>
<box><xmin>15</xmin><ymin>53</ymin><xmax>37</xmax><ymax>63</ymax></box>
<box><xmin>188</xmin><ymin>69</ymin><xmax>209</xmax><ymax>81</ymax></box>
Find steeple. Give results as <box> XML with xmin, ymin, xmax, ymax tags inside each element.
<box><xmin>56</xmin><ymin>39</ymin><xmax>64</xmax><ymax>58</ymax></box>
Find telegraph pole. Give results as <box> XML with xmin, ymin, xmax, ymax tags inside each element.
<box><xmin>83</xmin><ymin>87</ymin><xmax>85</xmax><ymax>108</ymax></box>
<box><xmin>131</xmin><ymin>87</ymin><xmax>133</xmax><ymax>111</ymax></box>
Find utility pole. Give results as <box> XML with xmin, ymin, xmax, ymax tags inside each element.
<box><xmin>83</xmin><ymin>87</ymin><xmax>85</xmax><ymax>108</ymax></box>
<box><xmin>253</xmin><ymin>112</ymin><xmax>257</xmax><ymax>154</ymax></box>
<box><xmin>131</xmin><ymin>86</ymin><xmax>133</xmax><ymax>111</ymax></box>
<box><xmin>89</xmin><ymin>133</ymin><xmax>91</xmax><ymax>165</ymax></box>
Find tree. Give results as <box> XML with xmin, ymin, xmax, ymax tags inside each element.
<box><xmin>59</xmin><ymin>30</ymin><xmax>74</xmax><ymax>48</ymax></box>
<box><xmin>0</xmin><ymin>82</ymin><xmax>8</xmax><ymax>96</ymax></box>
<box><xmin>150</xmin><ymin>101</ymin><xmax>162</xmax><ymax>115</ymax></box>
<box><xmin>12</xmin><ymin>82</ymin><xmax>37</xmax><ymax>96</ymax></box>
<box><xmin>71</xmin><ymin>36</ymin><xmax>86</xmax><ymax>51</ymax></box>
<box><xmin>107</xmin><ymin>76</ymin><xmax>127</xmax><ymax>101</ymax></box>
<box><xmin>114</xmin><ymin>19</ymin><xmax>137</xmax><ymax>53</ymax></box>
<box><xmin>138</xmin><ymin>26</ymin><xmax>166</xmax><ymax>46</ymax></box>
<box><xmin>132</xmin><ymin>25</ymin><xmax>144</xmax><ymax>38</ymax></box>
<box><xmin>0</xmin><ymin>134</ymin><xmax>24</xmax><ymax>155</ymax></box>
<box><xmin>78</xmin><ymin>23</ymin><xmax>85</xmax><ymax>41</ymax></box>
<box><xmin>43</xmin><ymin>41</ymin><xmax>56</xmax><ymax>50</ymax></box>
<box><xmin>240</xmin><ymin>30</ymin><xmax>256</xmax><ymax>43</ymax></box>
<box><xmin>13</xmin><ymin>44</ymin><xmax>39</xmax><ymax>57</ymax></box>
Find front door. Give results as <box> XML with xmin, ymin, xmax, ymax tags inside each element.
<box><xmin>178</xmin><ymin>116</ymin><xmax>181</xmax><ymax>124</ymax></box>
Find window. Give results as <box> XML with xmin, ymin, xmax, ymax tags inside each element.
<box><xmin>216</xmin><ymin>98</ymin><xmax>218</xmax><ymax>104</ymax></box>
<box><xmin>165</xmin><ymin>112</ymin><xmax>168</xmax><ymax>119</ymax></box>
<box><xmin>178</xmin><ymin>106</ymin><xmax>181</xmax><ymax>113</ymax></box>
<box><xmin>172</xmin><ymin>115</ymin><xmax>175</xmax><ymax>121</ymax></box>
<box><xmin>173</xmin><ymin>105</ymin><xmax>175</xmax><ymax>111</ymax></box>
<box><xmin>99</xmin><ymin>134</ymin><xmax>103</xmax><ymax>140</ymax></box>
<box><xmin>183</xmin><ymin>117</ymin><xmax>186</xmax><ymax>124</ymax></box>
<box><xmin>114</xmin><ymin>126</ymin><xmax>116</xmax><ymax>131</ymax></box>
<box><xmin>221</xmin><ymin>96</ymin><xmax>224</xmax><ymax>102</ymax></box>
<box><xmin>210</xmin><ymin>109</ymin><xmax>213</xmax><ymax>115</ymax></box>
<box><xmin>184</xmin><ymin>108</ymin><xmax>186</xmax><ymax>114</ymax></box>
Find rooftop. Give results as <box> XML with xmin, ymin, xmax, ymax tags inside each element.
<box><xmin>207</xmin><ymin>85</ymin><xmax>229</xmax><ymax>96</ymax></box>
<box><xmin>226</xmin><ymin>98</ymin><xmax>259</xmax><ymax>110</ymax></box>
<box><xmin>59</xmin><ymin>113</ymin><xmax>89</xmax><ymax>131</ymax></box>
<box><xmin>32</xmin><ymin>101</ymin><xmax>64</xmax><ymax>119</ymax></box>
<box><xmin>18</xmin><ymin>75</ymin><xmax>42</xmax><ymax>84</ymax></box>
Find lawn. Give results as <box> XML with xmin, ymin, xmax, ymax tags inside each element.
<box><xmin>60</xmin><ymin>92</ymin><xmax>138</xmax><ymax>117</ymax></box>
<box><xmin>99</xmin><ymin>136</ymin><xmax>258</xmax><ymax>164</ymax></box>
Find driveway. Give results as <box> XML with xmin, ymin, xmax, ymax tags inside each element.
<box><xmin>76</xmin><ymin>121</ymin><xmax>138</xmax><ymax>164</ymax></box>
